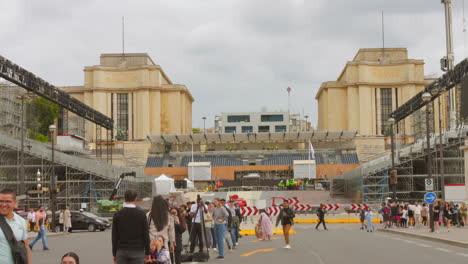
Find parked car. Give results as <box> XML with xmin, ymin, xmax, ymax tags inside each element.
<box><xmin>68</xmin><ymin>211</ymin><xmax>110</xmax><ymax>232</ymax></box>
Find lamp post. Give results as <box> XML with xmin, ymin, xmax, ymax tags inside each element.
<box><xmin>304</xmin><ymin>115</ymin><xmax>309</xmax><ymax>131</ymax></box>
<box><xmin>202</xmin><ymin>117</ymin><xmax>206</xmax><ymax>134</ymax></box>
<box><xmin>422</xmin><ymin>91</ymin><xmax>435</xmax><ymax>232</ymax></box>
<box><xmin>49</xmin><ymin>124</ymin><xmax>57</xmax><ymax>232</ymax></box>
<box><xmin>37</xmin><ymin>169</ymin><xmax>42</xmax><ymax>205</ymax></box>
<box><xmin>388</xmin><ymin>117</ymin><xmax>396</xmax><ymax>200</ymax></box>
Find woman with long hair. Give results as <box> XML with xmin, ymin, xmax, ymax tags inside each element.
<box><xmin>460</xmin><ymin>202</ymin><xmax>467</xmax><ymax>226</ymax></box>
<box><xmin>170</xmin><ymin>207</ymin><xmax>186</xmax><ymax>264</ymax></box>
<box><xmin>443</xmin><ymin>201</ymin><xmax>453</xmax><ymax>232</ymax></box>
<box><xmin>148</xmin><ymin>195</ymin><xmax>176</xmax><ymax>252</ymax></box>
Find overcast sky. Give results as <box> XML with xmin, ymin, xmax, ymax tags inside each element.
<box><xmin>1</xmin><ymin>0</ymin><xmax>467</xmax><ymax>129</ymax></box>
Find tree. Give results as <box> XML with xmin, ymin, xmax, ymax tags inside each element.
<box><xmin>192</xmin><ymin>128</ymin><xmax>202</xmax><ymax>134</ymax></box>
<box><xmin>30</xmin><ymin>97</ymin><xmax>59</xmax><ymax>140</ymax></box>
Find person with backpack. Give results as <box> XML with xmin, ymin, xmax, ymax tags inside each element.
<box><xmin>382</xmin><ymin>203</ymin><xmax>391</xmax><ymax>228</ymax></box>
<box><xmin>229</xmin><ymin>202</ymin><xmax>241</xmax><ymax>247</ymax></box>
<box><xmin>276</xmin><ymin>200</ymin><xmax>295</xmax><ymax>249</ymax></box>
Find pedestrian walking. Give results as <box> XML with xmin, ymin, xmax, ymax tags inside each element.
<box><xmin>433</xmin><ymin>201</ymin><xmax>441</xmax><ymax>233</ymax></box>
<box><xmin>365</xmin><ymin>208</ymin><xmax>374</xmax><ymax>232</ymax></box>
<box><xmin>227</xmin><ymin>201</ymin><xmax>240</xmax><ymax>247</ymax></box>
<box><xmin>315</xmin><ymin>204</ymin><xmax>327</xmax><ymax>230</ymax></box>
<box><xmin>202</xmin><ymin>202</ymin><xmax>213</xmax><ymax>251</ymax></box>
<box><xmin>212</xmin><ymin>198</ymin><xmax>228</xmax><ymax>260</ymax></box>
<box><xmin>421</xmin><ymin>203</ymin><xmax>429</xmax><ymax>226</ymax></box>
<box><xmin>111</xmin><ymin>189</ymin><xmax>150</xmax><ymax>264</ymax></box>
<box><xmin>27</xmin><ymin>209</ymin><xmax>36</xmax><ymax>232</ymax></box>
<box><xmin>414</xmin><ymin>202</ymin><xmax>422</xmax><ymax>228</ymax></box>
<box><xmin>460</xmin><ymin>202</ymin><xmax>467</xmax><ymax>226</ymax></box>
<box><xmin>382</xmin><ymin>203</ymin><xmax>391</xmax><ymax>228</ymax></box>
<box><xmin>147</xmin><ymin>195</ymin><xmax>175</xmax><ymax>251</ymax></box>
<box><xmin>61</xmin><ymin>252</ymin><xmax>79</xmax><ymax>264</ymax></box>
<box><xmin>407</xmin><ymin>203</ymin><xmax>415</xmax><ymax>228</ymax></box>
<box><xmin>401</xmin><ymin>206</ymin><xmax>408</xmax><ymax>228</ymax></box>
<box><xmin>220</xmin><ymin>199</ymin><xmax>233</xmax><ymax>250</ymax></box>
<box><xmin>170</xmin><ymin>208</ymin><xmax>186</xmax><ymax>264</ymax></box>
<box><xmin>443</xmin><ymin>202</ymin><xmax>453</xmax><ymax>232</ymax></box>
<box><xmin>359</xmin><ymin>209</ymin><xmax>366</xmax><ymax>230</ymax></box>
<box><xmin>258</xmin><ymin>209</ymin><xmax>273</xmax><ymax>240</ymax></box>
<box><xmin>29</xmin><ymin>206</ymin><xmax>49</xmax><ymax>251</ymax></box>
<box><xmin>150</xmin><ymin>235</ymin><xmax>171</xmax><ymax>264</ymax></box>
<box><xmin>276</xmin><ymin>199</ymin><xmax>295</xmax><ymax>249</ymax></box>
<box><xmin>59</xmin><ymin>209</ymin><xmax>64</xmax><ymax>232</ymax></box>
<box><xmin>63</xmin><ymin>207</ymin><xmax>72</xmax><ymax>233</ymax></box>
<box><xmin>0</xmin><ymin>188</ymin><xmax>30</xmax><ymax>264</ymax></box>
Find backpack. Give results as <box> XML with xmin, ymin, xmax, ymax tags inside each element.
<box><xmin>383</xmin><ymin>206</ymin><xmax>390</xmax><ymax>215</ymax></box>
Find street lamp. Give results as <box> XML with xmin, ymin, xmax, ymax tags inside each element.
<box><xmin>388</xmin><ymin>117</ymin><xmax>396</xmax><ymax>200</ymax></box>
<box><xmin>422</xmin><ymin>91</ymin><xmax>435</xmax><ymax>232</ymax></box>
<box><xmin>304</xmin><ymin>115</ymin><xmax>309</xmax><ymax>131</ymax></box>
<box><xmin>37</xmin><ymin>169</ymin><xmax>42</xmax><ymax>205</ymax></box>
<box><xmin>202</xmin><ymin>117</ymin><xmax>206</xmax><ymax>134</ymax></box>
<box><xmin>49</xmin><ymin>124</ymin><xmax>58</xmax><ymax>232</ymax></box>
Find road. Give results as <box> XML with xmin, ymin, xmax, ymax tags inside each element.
<box><xmin>30</xmin><ymin>224</ymin><xmax>468</xmax><ymax>264</ymax></box>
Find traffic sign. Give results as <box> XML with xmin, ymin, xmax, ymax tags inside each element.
<box><xmin>424</xmin><ymin>192</ymin><xmax>437</xmax><ymax>204</ymax></box>
<box><xmin>425</xmin><ymin>178</ymin><xmax>433</xmax><ymax>191</ymax></box>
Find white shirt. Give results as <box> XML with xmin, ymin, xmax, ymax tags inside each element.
<box><xmin>27</xmin><ymin>212</ymin><xmax>36</xmax><ymax>222</ymax></box>
<box><xmin>414</xmin><ymin>205</ymin><xmax>422</xmax><ymax>215</ymax></box>
<box><xmin>0</xmin><ymin>214</ymin><xmax>28</xmax><ymax>264</ymax></box>
<box><xmin>190</xmin><ymin>204</ymin><xmax>208</xmax><ymax>223</ymax></box>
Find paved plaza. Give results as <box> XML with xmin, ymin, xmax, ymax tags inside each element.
<box><xmin>29</xmin><ymin>224</ymin><xmax>468</xmax><ymax>264</ymax></box>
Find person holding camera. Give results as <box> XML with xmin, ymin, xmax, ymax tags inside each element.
<box><xmin>189</xmin><ymin>197</ymin><xmax>207</xmax><ymax>254</ymax></box>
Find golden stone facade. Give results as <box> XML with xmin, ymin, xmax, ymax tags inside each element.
<box><xmin>61</xmin><ymin>53</ymin><xmax>194</xmax><ymax>142</ymax></box>
<box><xmin>316</xmin><ymin>48</ymin><xmax>445</xmax><ymax>136</ymax></box>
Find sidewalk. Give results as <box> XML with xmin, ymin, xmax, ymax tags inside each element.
<box><xmin>377</xmin><ymin>226</ymin><xmax>468</xmax><ymax>248</ymax></box>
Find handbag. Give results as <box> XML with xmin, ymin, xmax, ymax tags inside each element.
<box><xmin>0</xmin><ymin>216</ymin><xmax>28</xmax><ymax>264</ymax></box>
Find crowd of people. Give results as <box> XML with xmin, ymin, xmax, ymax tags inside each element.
<box><xmin>374</xmin><ymin>201</ymin><xmax>467</xmax><ymax>233</ymax></box>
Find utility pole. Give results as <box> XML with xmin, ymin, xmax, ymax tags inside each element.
<box><xmin>442</xmin><ymin>0</ymin><xmax>456</xmax><ymax>129</ymax></box>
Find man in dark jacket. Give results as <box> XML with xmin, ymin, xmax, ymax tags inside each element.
<box><xmin>112</xmin><ymin>189</ymin><xmax>150</xmax><ymax>264</ymax></box>
<box><xmin>315</xmin><ymin>204</ymin><xmax>327</xmax><ymax>230</ymax></box>
<box><xmin>276</xmin><ymin>200</ymin><xmax>295</xmax><ymax>249</ymax></box>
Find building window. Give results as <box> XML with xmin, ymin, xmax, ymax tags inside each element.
<box><xmin>380</xmin><ymin>88</ymin><xmax>392</xmax><ymax>135</ymax></box>
<box><xmin>225</xmin><ymin>126</ymin><xmax>236</xmax><ymax>133</ymax></box>
<box><xmin>116</xmin><ymin>93</ymin><xmax>129</xmax><ymax>140</ymax></box>
<box><xmin>227</xmin><ymin>115</ymin><xmax>250</xmax><ymax>123</ymax></box>
<box><xmin>258</xmin><ymin>126</ymin><xmax>270</xmax><ymax>132</ymax></box>
<box><xmin>275</xmin><ymin>125</ymin><xmax>287</xmax><ymax>132</ymax></box>
<box><xmin>241</xmin><ymin>126</ymin><xmax>253</xmax><ymax>133</ymax></box>
<box><xmin>261</xmin><ymin>114</ymin><xmax>284</xmax><ymax>122</ymax></box>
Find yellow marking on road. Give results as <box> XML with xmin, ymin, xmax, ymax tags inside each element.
<box><xmin>251</xmin><ymin>237</ymin><xmax>280</xmax><ymax>243</ymax></box>
<box><xmin>240</xmin><ymin>228</ymin><xmax>296</xmax><ymax>236</ymax></box>
<box><xmin>241</xmin><ymin>248</ymin><xmax>277</xmax><ymax>257</ymax></box>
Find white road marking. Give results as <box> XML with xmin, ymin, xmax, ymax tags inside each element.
<box><xmin>417</xmin><ymin>244</ymin><xmax>432</xmax><ymax>248</ymax></box>
<box><xmin>435</xmin><ymin>248</ymin><xmax>452</xmax><ymax>253</ymax></box>
<box><xmin>456</xmin><ymin>253</ymin><xmax>468</xmax><ymax>257</ymax></box>
<box><xmin>403</xmin><ymin>240</ymin><xmax>417</xmax><ymax>244</ymax></box>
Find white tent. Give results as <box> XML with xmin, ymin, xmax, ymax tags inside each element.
<box><xmin>153</xmin><ymin>174</ymin><xmax>176</xmax><ymax>196</ymax></box>
<box><xmin>184</xmin><ymin>178</ymin><xmax>195</xmax><ymax>190</ymax></box>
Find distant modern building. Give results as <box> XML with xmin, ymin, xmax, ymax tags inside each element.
<box><xmin>214</xmin><ymin>112</ymin><xmax>310</xmax><ymax>134</ymax></box>
<box><xmin>61</xmin><ymin>53</ymin><xmax>194</xmax><ymax>142</ymax></box>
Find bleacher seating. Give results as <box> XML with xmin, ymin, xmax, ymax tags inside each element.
<box><xmin>146</xmin><ymin>157</ymin><xmax>165</xmax><ymax>167</ymax></box>
<box><xmin>146</xmin><ymin>152</ymin><xmax>360</xmax><ymax>168</ymax></box>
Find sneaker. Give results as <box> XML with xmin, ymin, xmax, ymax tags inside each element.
<box><xmin>213</xmin><ymin>248</ymin><xmax>218</xmax><ymax>251</ymax></box>
<box><xmin>43</xmin><ymin>248</ymin><xmax>50</xmax><ymax>251</ymax></box>
<box><xmin>235</xmin><ymin>242</ymin><xmax>239</xmax><ymax>246</ymax></box>
<box><xmin>216</xmin><ymin>256</ymin><xmax>225</xmax><ymax>260</ymax></box>
<box><xmin>28</xmin><ymin>245</ymin><xmax>33</xmax><ymax>250</ymax></box>
<box><xmin>283</xmin><ymin>244</ymin><xmax>291</xmax><ymax>249</ymax></box>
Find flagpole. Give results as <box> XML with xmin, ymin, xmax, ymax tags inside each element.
<box><xmin>191</xmin><ymin>140</ymin><xmax>194</xmax><ymax>180</ymax></box>
<box><xmin>308</xmin><ymin>141</ymin><xmax>311</xmax><ymax>180</ymax></box>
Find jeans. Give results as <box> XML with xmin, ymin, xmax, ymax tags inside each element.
<box><xmin>223</xmin><ymin>224</ymin><xmax>232</xmax><ymax>249</ymax></box>
<box><xmin>230</xmin><ymin>227</ymin><xmax>239</xmax><ymax>245</ymax></box>
<box><xmin>116</xmin><ymin>249</ymin><xmax>145</xmax><ymax>264</ymax></box>
<box><xmin>214</xmin><ymin>224</ymin><xmax>226</xmax><ymax>257</ymax></box>
<box><xmin>30</xmin><ymin>225</ymin><xmax>48</xmax><ymax>249</ymax></box>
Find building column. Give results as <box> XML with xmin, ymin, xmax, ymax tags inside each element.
<box><xmin>462</xmin><ymin>139</ymin><xmax>468</xmax><ymax>202</ymax></box>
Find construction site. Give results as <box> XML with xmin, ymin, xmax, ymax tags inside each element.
<box><xmin>0</xmin><ymin>56</ymin><xmax>152</xmax><ymax>212</ymax></box>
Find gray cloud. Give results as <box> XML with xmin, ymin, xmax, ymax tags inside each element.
<box><xmin>0</xmin><ymin>0</ymin><xmax>465</xmax><ymax>129</ymax></box>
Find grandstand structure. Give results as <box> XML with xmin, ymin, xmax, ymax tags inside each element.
<box><xmin>145</xmin><ymin>131</ymin><xmax>361</xmax><ymax>182</ymax></box>
<box><xmin>332</xmin><ymin>125</ymin><xmax>466</xmax><ymax>203</ymax></box>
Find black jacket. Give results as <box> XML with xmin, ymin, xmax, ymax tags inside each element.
<box><xmin>112</xmin><ymin>206</ymin><xmax>150</xmax><ymax>256</ymax></box>
<box><xmin>276</xmin><ymin>207</ymin><xmax>295</xmax><ymax>226</ymax></box>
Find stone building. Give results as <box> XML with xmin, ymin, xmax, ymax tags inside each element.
<box><xmin>316</xmin><ymin>48</ymin><xmax>448</xmax><ymax>160</ymax></box>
